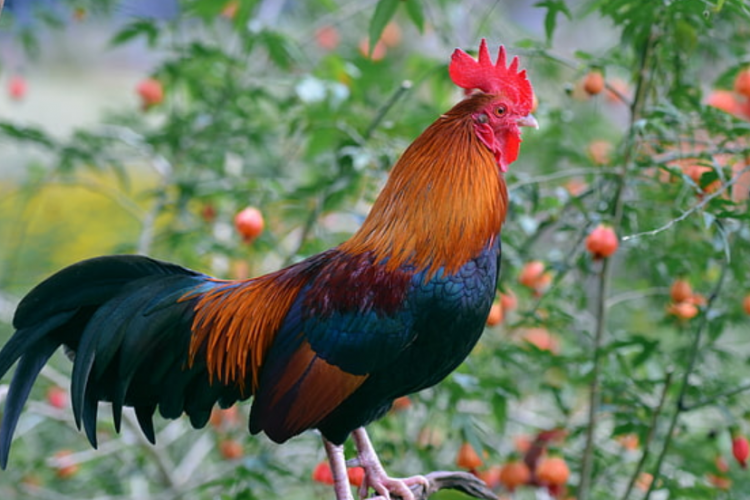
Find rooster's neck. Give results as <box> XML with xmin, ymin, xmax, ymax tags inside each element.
<box><xmin>341</xmin><ymin>108</ymin><xmax>508</xmax><ymax>277</ymax></box>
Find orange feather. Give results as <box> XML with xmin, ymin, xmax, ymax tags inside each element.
<box><xmin>183</xmin><ymin>268</ymin><xmax>310</xmax><ymax>392</ymax></box>
<box><xmin>259</xmin><ymin>341</ymin><xmax>368</xmax><ymax>439</ymax></box>
<box><xmin>340</xmin><ymin>93</ymin><xmax>508</xmax><ymax>278</ymax></box>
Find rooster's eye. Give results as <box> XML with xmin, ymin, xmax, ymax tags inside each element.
<box><xmin>494</xmin><ymin>106</ymin><xmax>507</xmax><ymax>116</ymax></box>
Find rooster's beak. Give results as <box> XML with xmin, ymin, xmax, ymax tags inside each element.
<box><xmin>517</xmin><ymin>114</ymin><xmax>539</xmax><ymax>129</ymax></box>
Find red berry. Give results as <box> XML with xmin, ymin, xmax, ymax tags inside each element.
<box><xmin>136</xmin><ymin>78</ymin><xmax>164</xmax><ymax>110</ymax></box>
<box><xmin>46</xmin><ymin>386</ymin><xmax>67</xmax><ymax>410</ymax></box>
<box><xmin>312</xmin><ymin>461</ymin><xmax>334</xmax><ymax>485</ymax></box>
<box><xmin>234</xmin><ymin>206</ymin><xmax>265</xmax><ymax>243</ymax></box>
<box><xmin>585</xmin><ymin>224</ymin><xmax>619</xmax><ymax>259</ymax></box>
<box><xmin>8</xmin><ymin>76</ymin><xmax>27</xmax><ymax>101</ymax></box>
<box><xmin>315</xmin><ymin>25</ymin><xmax>340</xmax><ymax>51</ymax></box>
<box><xmin>347</xmin><ymin>466</ymin><xmax>365</xmax><ymax>487</ymax></box>
<box><xmin>518</xmin><ymin>261</ymin><xmax>548</xmax><ymax>293</ymax></box>
<box><xmin>734</xmin><ymin>68</ymin><xmax>750</xmax><ymax>98</ymax></box>
<box><xmin>732</xmin><ymin>434</ymin><xmax>749</xmax><ymax>468</ymax></box>
<box><xmin>743</xmin><ymin>295</ymin><xmax>750</xmax><ymax>315</ymax></box>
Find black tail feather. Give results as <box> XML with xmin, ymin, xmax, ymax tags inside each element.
<box><xmin>0</xmin><ymin>255</ymin><xmax>247</xmax><ymax>466</ymax></box>
<box><xmin>0</xmin><ymin>337</ymin><xmax>59</xmax><ymax>469</ymax></box>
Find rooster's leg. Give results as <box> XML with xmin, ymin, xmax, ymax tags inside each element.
<box><xmin>323</xmin><ymin>437</ymin><xmax>356</xmax><ymax>500</ymax></box>
<box><xmin>351</xmin><ymin>427</ymin><xmax>429</xmax><ymax>500</ymax></box>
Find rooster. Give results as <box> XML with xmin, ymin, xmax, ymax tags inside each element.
<box><xmin>0</xmin><ymin>40</ymin><xmax>535</xmax><ymax>500</ymax></box>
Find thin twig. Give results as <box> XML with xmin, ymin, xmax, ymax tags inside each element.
<box><xmin>508</xmin><ymin>168</ymin><xmax>600</xmax><ymax>191</ymax></box>
<box><xmin>681</xmin><ymin>382</ymin><xmax>750</xmax><ymax>412</ymax></box>
<box><xmin>578</xmin><ymin>24</ymin><xmax>659</xmax><ymax>500</ymax></box>
<box><xmin>643</xmin><ymin>251</ymin><xmax>730</xmax><ymax>500</ymax></box>
<box><xmin>121</xmin><ymin>411</ymin><xmax>180</xmax><ymax>490</ymax></box>
<box><xmin>622</xmin><ymin>164</ymin><xmax>750</xmax><ymax>242</ymax></box>
<box><xmin>620</xmin><ymin>370</ymin><xmax>673</xmax><ymax>500</ymax></box>
<box><xmin>363</xmin><ymin>80</ymin><xmax>413</xmax><ymax>142</ymax></box>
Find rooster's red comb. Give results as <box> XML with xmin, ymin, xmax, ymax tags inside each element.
<box><xmin>449</xmin><ymin>39</ymin><xmax>534</xmax><ymax>113</ymax></box>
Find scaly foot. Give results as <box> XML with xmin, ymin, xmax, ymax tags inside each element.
<box><xmin>351</xmin><ymin>427</ymin><xmax>429</xmax><ymax>500</ymax></box>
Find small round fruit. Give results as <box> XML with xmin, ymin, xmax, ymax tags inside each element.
<box><xmin>486</xmin><ymin>302</ymin><xmax>503</xmax><ymax>326</ymax></box>
<box><xmin>583</xmin><ymin>71</ymin><xmax>605</xmax><ymax>95</ymax></box>
<box><xmin>347</xmin><ymin>466</ymin><xmax>365</xmax><ymax>487</ymax></box>
<box><xmin>455</xmin><ymin>442</ymin><xmax>483</xmax><ymax>470</ymax></box>
<box><xmin>391</xmin><ymin>396</ymin><xmax>412</xmax><ymax>412</ymax></box>
<box><xmin>732</xmin><ymin>434</ymin><xmax>749</xmax><ymax>468</ymax></box>
<box><xmin>498</xmin><ymin>460</ymin><xmax>531</xmax><ymax>491</ymax></box>
<box><xmin>219</xmin><ymin>439</ymin><xmax>243</xmax><ymax>460</ymax></box>
<box><xmin>358</xmin><ymin>38</ymin><xmax>387</xmax><ymax>61</ymax></box>
<box><xmin>234</xmin><ymin>206</ymin><xmax>265</xmax><ymax>242</ymax></box>
<box><xmin>535</xmin><ymin>456</ymin><xmax>570</xmax><ymax>486</ymax></box>
<box><xmin>734</xmin><ymin>68</ymin><xmax>750</xmax><ymax>98</ymax></box>
<box><xmin>743</xmin><ymin>295</ymin><xmax>750</xmax><ymax>315</ymax></box>
<box><xmin>8</xmin><ymin>76</ymin><xmax>27</xmax><ymax>101</ymax></box>
<box><xmin>312</xmin><ymin>461</ymin><xmax>334</xmax><ymax>485</ymax></box>
<box><xmin>46</xmin><ymin>386</ymin><xmax>67</xmax><ymax>410</ymax></box>
<box><xmin>707</xmin><ymin>473</ymin><xmax>732</xmax><ymax>490</ymax></box>
<box><xmin>616</xmin><ymin>433</ymin><xmax>639</xmax><ymax>450</ymax></box>
<box><xmin>477</xmin><ymin>465</ymin><xmax>502</xmax><ymax>489</ymax></box>
<box><xmin>587</xmin><ymin>140</ymin><xmax>612</xmax><ymax>165</ymax></box>
<box><xmin>315</xmin><ymin>25</ymin><xmax>340</xmax><ymax>51</ymax></box>
<box><xmin>500</xmin><ymin>291</ymin><xmax>517</xmax><ymax>311</ymax></box>
<box><xmin>522</xmin><ymin>328</ymin><xmax>559</xmax><ymax>353</ymax></box>
<box><xmin>518</xmin><ymin>261</ymin><xmax>545</xmax><ymax>289</ymax></box>
<box><xmin>667</xmin><ymin>301</ymin><xmax>698</xmax><ymax>320</ymax></box>
<box><xmin>380</xmin><ymin>22</ymin><xmax>402</xmax><ymax>48</ymax></box>
<box><xmin>221</xmin><ymin>0</ymin><xmax>239</xmax><ymax>19</ymax></box>
<box><xmin>136</xmin><ymin>78</ymin><xmax>164</xmax><ymax>110</ymax></box>
<box><xmin>636</xmin><ymin>472</ymin><xmax>653</xmax><ymax>492</ymax></box>
<box><xmin>53</xmin><ymin>450</ymin><xmax>79</xmax><ymax>479</ymax></box>
<box><xmin>670</xmin><ymin>279</ymin><xmax>693</xmax><ymax>303</ymax></box>
<box><xmin>585</xmin><ymin>224</ymin><xmax>619</xmax><ymax>259</ymax></box>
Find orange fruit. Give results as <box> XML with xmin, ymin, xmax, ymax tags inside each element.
<box><xmin>670</xmin><ymin>279</ymin><xmax>693</xmax><ymax>303</ymax></box>
<box><xmin>535</xmin><ymin>456</ymin><xmax>570</xmax><ymax>486</ymax></box>
<box><xmin>667</xmin><ymin>301</ymin><xmax>699</xmax><ymax>320</ymax></box>
<box><xmin>455</xmin><ymin>442</ymin><xmax>483</xmax><ymax>470</ymax></box>
<box><xmin>358</xmin><ymin>38</ymin><xmax>387</xmax><ymax>61</ymax></box>
<box><xmin>498</xmin><ymin>460</ymin><xmax>531</xmax><ymax>491</ymax></box>
<box><xmin>585</xmin><ymin>225</ymin><xmax>619</xmax><ymax>259</ymax></box>
<box><xmin>486</xmin><ymin>302</ymin><xmax>504</xmax><ymax>326</ymax></box>
<box><xmin>583</xmin><ymin>71</ymin><xmax>605</xmax><ymax>95</ymax></box>
<box><xmin>734</xmin><ymin>68</ymin><xmax>750</xmax><ymax>98</ymax></box>
<box><xmin>219</xmin><ymin>439</ymin><xmax>243</xmax><ymax>460</ymax></box>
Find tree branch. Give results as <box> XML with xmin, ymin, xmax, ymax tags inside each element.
<box><xmin>398</xmin><ymin>471</ymin><xmax>496</xmax><ymax>500</ymax></box>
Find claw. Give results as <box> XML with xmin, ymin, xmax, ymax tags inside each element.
<box><xmin>351</xmin><ymin>427</ymin><xmax>429</xmax><ymax>500</ymax></box>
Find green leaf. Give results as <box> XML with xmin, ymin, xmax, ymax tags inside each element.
<box><xmin>368</xmin><ymin>0</ymin><xmax>400</xmax><ymax>56</ymax></box>
<box><xmin>534</xmin><ymin>0</ymin><xmax>572</xmax><ymax>45</ymax></box>
<box><xmin>404</xmin><ymin>0</ymin><xmax>425</xmax><ymax>33</ymax></box>
<box><xmin>109</xmin><ymin>20</ymin><xmax>159</xmax><ymax>48</ymax></box>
